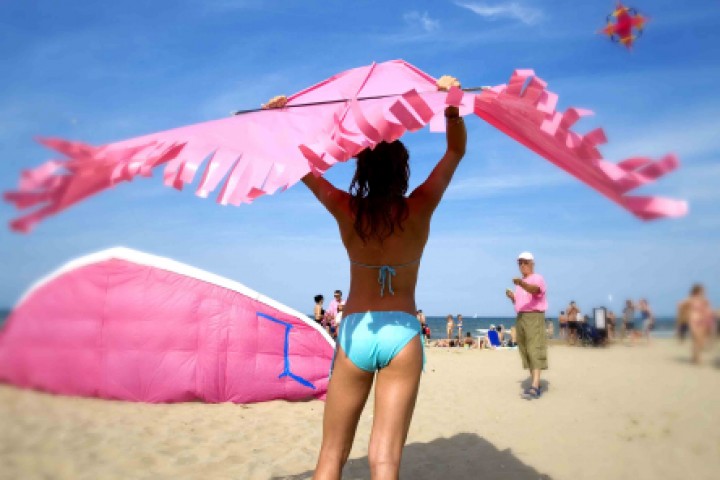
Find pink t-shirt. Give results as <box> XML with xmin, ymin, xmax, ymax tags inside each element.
<box><xmin>514</xmin><ymin>273</ymin><xmax>548</xmax><ymax>313</ymax></box>
<box><xmin>326</xmin><ymin>298</ymin><xmax>343</xmax><ymax>319</ymax></box>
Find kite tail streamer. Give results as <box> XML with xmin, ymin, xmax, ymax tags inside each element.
<box><xmin>472</xmin><ymin>69</ymin><xmax>687</xmax><ymax>220</ymax></box>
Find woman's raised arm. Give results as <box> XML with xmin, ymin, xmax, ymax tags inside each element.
<box><xmin>262</xmin><ymin>95</ymin><xmax>349</xmax><ymax>220</ymax></box>
<box><xmin>409</xmin><ymin>76</ymin><xmax>467</xmax><ymax>214</ymax></box>
<box><xmin>301</xmin><ymin>173</ymin><xmax>349</xmax><ymax>220</ymax></box>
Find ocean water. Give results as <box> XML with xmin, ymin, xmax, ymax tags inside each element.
<box><xmin>422</xmin><ymin>315</ymin><xmax>677</xmax><ymax>340</ymax></box>
<box><xmin>0</xmin><ymin>309</ymin><xmax>676</xmax><ymax>338</ymax></box>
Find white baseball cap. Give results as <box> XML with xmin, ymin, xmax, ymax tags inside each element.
<box><xmin>517</xmin><ymin>251</ymin><xmax>534</xmax><ymax>261</ymax></box>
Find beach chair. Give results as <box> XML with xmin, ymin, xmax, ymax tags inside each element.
<box><xmin>487</xmin><ymin>330</ymin><xmax>502</xmax><ymax>348</ymax></box>
<box><xmin>578</xmin><ymin>323</ymin><xmax>605</xmax><ymax>346</ymax></box>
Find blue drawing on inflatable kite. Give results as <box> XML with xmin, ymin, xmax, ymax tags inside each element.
<box><xmin>257</xmin><ymin>312</ymin><xmax>316</xmax><ymax>390</ymax></box>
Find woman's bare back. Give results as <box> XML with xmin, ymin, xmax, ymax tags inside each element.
<box><xmin>336</xmin><ymin>197</ymin><xmax>432</xmax><ymax>316</ymax></box>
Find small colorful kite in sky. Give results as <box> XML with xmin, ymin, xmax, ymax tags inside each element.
<box><xmin>600</xmin><ymin>3</ymin><xmax>648</xmax><ymax>49</ymax></box>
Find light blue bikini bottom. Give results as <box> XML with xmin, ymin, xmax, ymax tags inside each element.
<box><xmin>334</xmin><ymin>311</ymin><xmax>425</xmax><ymax>373</ymax></box>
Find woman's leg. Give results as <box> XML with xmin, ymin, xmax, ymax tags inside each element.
<box><xmin>314</xmin><ymin>348</ymin><xmax>374</xmax><ymax>480</ymax></box>
<box><xmin>368</xmin><ymin>336</ymin><xmax>423</xmax><ymax>480</ymax></box>
<box><xmin>690</xmin><ymin>323</ymin><xmax>705</xmax><ymax>364</ymax></box>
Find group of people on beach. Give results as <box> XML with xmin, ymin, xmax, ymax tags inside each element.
<box><xmin>557</xmin><ymin>298</ymin><xmax>656</xmax><ymax>345</ymax></box>
<box><xmin>261</xmin><ymin>73</ymin><xmax>717</xmax><ymax>477</ymax></box>
<box><xmin>415</xmin><ymin>311</ymin><xmax>519</xmax><ymax>350</ymax></box>
<box><xmin>554</xmin><ymin>285</ymin><xmax>718</xmax><ymax>365</ymax></box>
<box><xmin>312</xmin><ymin>290</ymin><xmax>345</xmax><ymax>340</ymax></box>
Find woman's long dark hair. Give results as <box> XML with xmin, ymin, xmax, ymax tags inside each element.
<box><xmin>349</xmin><ymin>140</ymin><xmax>410</xmax><ymax>243</ymax></box>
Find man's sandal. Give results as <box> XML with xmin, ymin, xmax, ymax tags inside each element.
<box><xmin>521</xmin><ymin>386</ymin><xmax>542</xmax><ymax>399</ymax></box>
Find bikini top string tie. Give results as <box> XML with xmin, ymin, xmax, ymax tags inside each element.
<box><xmin>377</xmin><ymin>265</ymin><xmax>396</xmax><ymax>297</ymax></box>
<box><xmin>348</xmin><ymin>258</ymin><xmax>421</xmax><ymax>297</ymax></box>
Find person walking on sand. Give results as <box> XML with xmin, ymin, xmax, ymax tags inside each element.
<box><xmin>622</xmin><ymin>299</ymin><xmax>636</xmax><ymax>344</ymax></box>
<box><xmin>417</xmin><ymin>310</ymin><xmax>429</xmax><ymax>346</ymax></box>
<box><xmin>446</xmin><ymin>314</ymin><xmax>455</xmax><ymax>341</ymax></box>
<box><xmin>639</xmin><ymin>298</ymin><xmax>655</xmax><ymax>343</ymax></box>
<box><xmin>566</xmin><ymin>301</ymin><xmax>579</xmax><ymax>345</ymax></box>
<box><xmin>558</xmin><ymin>310</ymin><xmax>568</xmax><ymax>341</ymax></box>
<box><xmin>313</xmin><ymin>295</ymin><xmax>325</xmax><ymax>326</ymax></box>
<box><xmin>683</xmin><ymin>284</ymin><xmax>715</xmax><ymax>364</ymax></box>
<box><xmin>264</xmin><ymin>74</ymin><xmax>466</xmax><ymax>479</ymax></box>
<box><xmin>505</xmin><ymin>252</ymin><xmax>548</xmax><ymax>399</ymax></box>
<box><xmin>606</xmin><ymin>310</ymin><xmax>617</xmax><ymax>341</ymax></box>
<box><xmin>676</xmin><ymin>297</ymin><xmax>692</xmax><ymax>343</ymax></box>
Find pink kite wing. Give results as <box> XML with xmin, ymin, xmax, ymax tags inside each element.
<box><xmin>472</xmin><ymin>69</ymin><xmax>687</xmax><ymax>220</ymax></box>
<box><xmin>3</xmin><ymin>60</ymin><xmax>460</xmax><ymax>232</ymax></box>
<box><xmin>3</xmin><ymin>60</ymin><xmax>686</xmax><ymax>232</ymax></box>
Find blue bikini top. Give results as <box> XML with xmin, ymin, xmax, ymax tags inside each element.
<box><xmin>349</xmin><ymin>258</ymin><xmax>421</xmax><ymax>297</ymax></box>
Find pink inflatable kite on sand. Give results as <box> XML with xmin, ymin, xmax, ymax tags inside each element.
<box><xmin>0</xmin><ymin>247</ymin><xmax>333</xmax><ymax>403</ymax></box>
<box><xmin>3</xmin><ymin>59</ymin><xmax>686</xmax><ymax>231</ymax></box>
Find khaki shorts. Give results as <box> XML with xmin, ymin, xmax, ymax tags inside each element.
<box><xmin>516</xmin><ymin>312</ymin><xmax>548</xmax><ymax>370</ymax></box>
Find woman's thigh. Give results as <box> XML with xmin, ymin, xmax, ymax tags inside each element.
<box><xmin>369</xmin><ymin>335</ymin><xmax>422</xmax><ymax>457</ymax></box>
<box><xmin>321</xmin><ymin>347</ymin><xmax>375</xmax><ymax>452</ymax></box>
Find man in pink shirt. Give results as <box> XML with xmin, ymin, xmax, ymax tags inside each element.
<box><xmin>505</xmin><ymin>251</ymin><xmax>548</xmax><ymax>399</ymax></box>
<box><xmin>325</xmin><ymin>290</ymin><xmax>344</xmax><ymax>324</ymax></box>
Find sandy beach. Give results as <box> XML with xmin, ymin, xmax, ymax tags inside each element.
<box><xmin>1</xmin><ymin>339</ymin><xmax>718</xmax><ymax>480</ymax></box>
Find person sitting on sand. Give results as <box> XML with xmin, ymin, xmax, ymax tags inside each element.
<box><xmin>480</xmin><ymin>325</ymin><xmax>502</xmax><ymax>349</ymax></box>
<box><xmin>463</xmin><ymin>331</ymin><xmax>476</xmax><ymax>348</ymax></box>
<box><xmin>507</xmin><ymin>326</ymin><xmax>518</xmax><ymax>347</ymax></box>
<box><xmin>434</xmin><ymin>338</ymin><xmax>457</xmax><ymax>348</ymax></box>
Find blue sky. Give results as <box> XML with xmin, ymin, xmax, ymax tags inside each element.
<box><xmin>1</xmin><ymin>0</ymin><xmax>719</xmax><ymax>316</ymax></box>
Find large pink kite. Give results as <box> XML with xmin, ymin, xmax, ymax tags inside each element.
<box><xmin>0</xmin><ymin>247</ymin><xmax>334</xmax><ymax>403</ymax></box>
<box><xmin>3</xmin><ymin>59</ymin><xmax>686</xmax><ymax>231</ymax></box>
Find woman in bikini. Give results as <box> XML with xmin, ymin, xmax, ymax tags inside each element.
<box><xmin>265</xmin><ymin>74</ymin><xmax>466</xmax><ymax>479</ymax></box>
<box><xmin>313</xmin><ymin>294</ymin><xmax>325</xmax><ymax>326</ymax></box>
<box><xmin>687</xmin><ymin>284</ymin><xmax>714</xmax><ymax>364</ymax></box>
<box><xmin>446</xmin><ymin>314</ymin><xmax>455</xmax><ymax>341</ymax></box>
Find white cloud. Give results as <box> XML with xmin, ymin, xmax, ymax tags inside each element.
<box><xmin>455</xmin><ymin>1</ymin><xmax>543</xmax><ymax>25</ymax></box>
<box><xmin>403</xmin><ymin>11</ymin><xmax>440</xmax><ymax>33</ymax></box>
<box><xmin>445</xmin><ymin>172</ymin><xmax>569</xmax><ymax>199</ymax></box>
